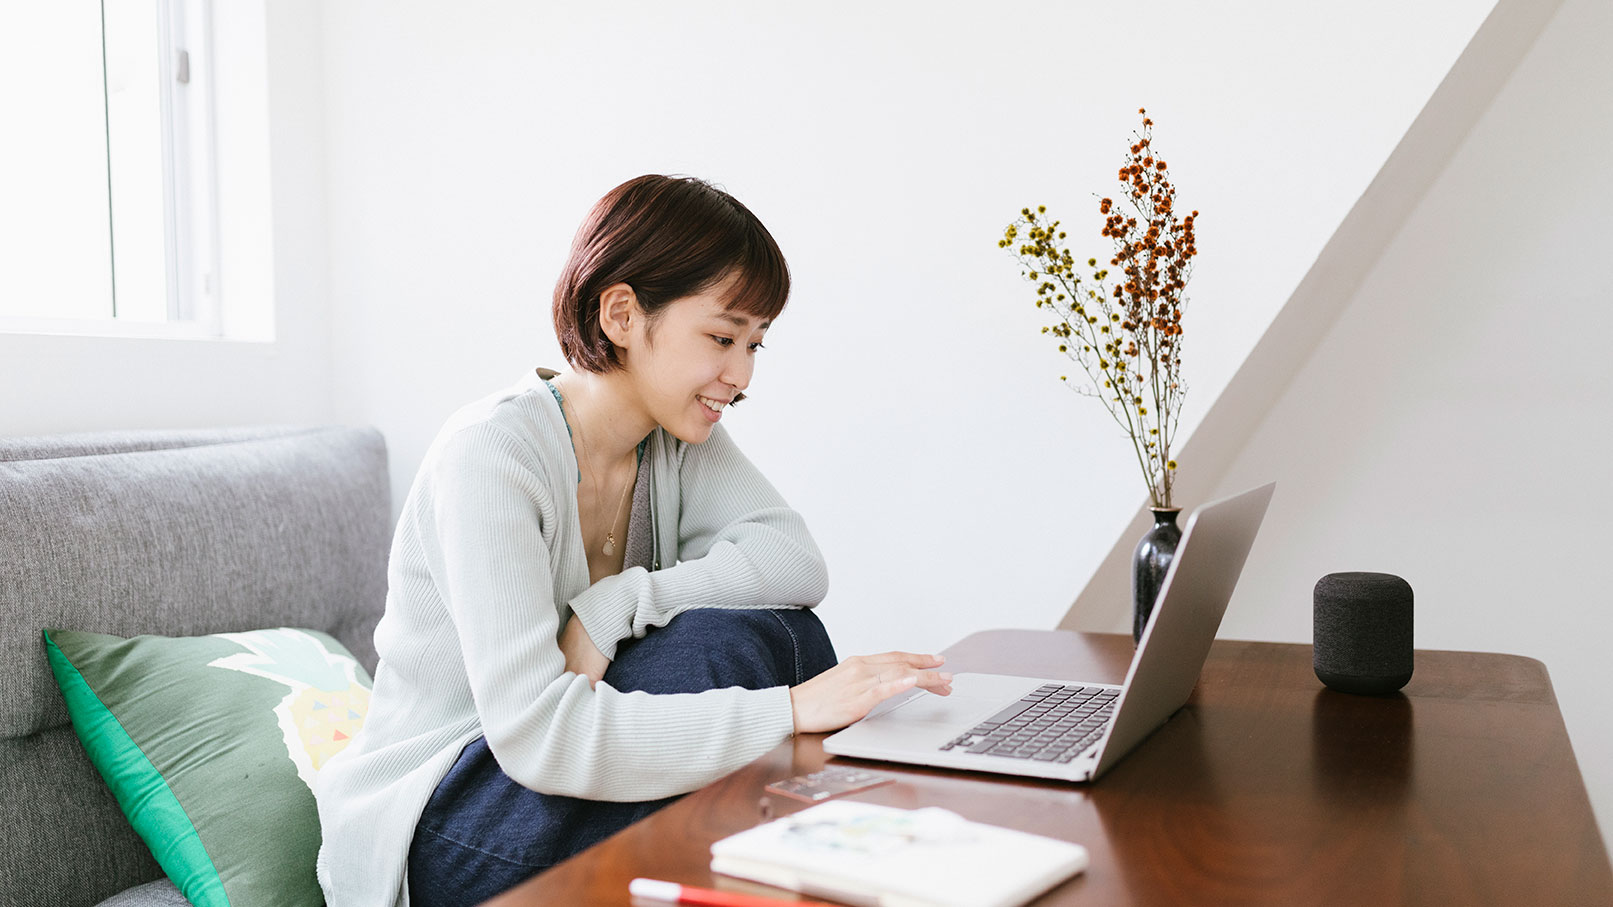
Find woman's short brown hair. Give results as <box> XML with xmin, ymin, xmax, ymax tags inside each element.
<box><xmin>553</xmin><ymin>175</ymin><xmax>791</xmax><ymax>373</ymax></box>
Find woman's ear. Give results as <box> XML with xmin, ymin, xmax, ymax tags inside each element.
<box><xmin>598</xmin><ymin>283</ymin><xmax>638</xmax><ymax>349</ymax></box>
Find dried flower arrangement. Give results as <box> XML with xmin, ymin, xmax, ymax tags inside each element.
<box><xmin>999</xmin><ymin>108</ymin><xmax>1199</xmax><ymax>509</ymax></box>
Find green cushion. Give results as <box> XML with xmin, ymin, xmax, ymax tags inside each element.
<box><xmin>43</xmin><ymin>627</ymin><xmax>373</xmax><ymax>907</ymax></box>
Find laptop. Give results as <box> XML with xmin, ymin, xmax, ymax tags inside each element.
<box><xmin>823</xmin><ymin>482</ymin><xmax>1275</xmax><ymax>782</ymax></box>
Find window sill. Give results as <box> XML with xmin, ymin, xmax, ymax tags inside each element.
<box><xmin>0</xmin><ymin>317</ymin><xmax>269</xmax><ymax>343</ymax></box>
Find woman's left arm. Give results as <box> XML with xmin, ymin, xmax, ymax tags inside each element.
<box><xmin>566</xmin><ymin>424</ymin><xmax>828</xmax><ymax>659</ymax></box>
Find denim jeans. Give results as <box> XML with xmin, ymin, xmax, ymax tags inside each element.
<box><xmin>406</xmin><ymin>607</ymin><xmax>837</xmax><ymax>907</ymax></box>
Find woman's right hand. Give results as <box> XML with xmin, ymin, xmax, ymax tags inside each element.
<box><xmin>788</xmin><ymin>652</ymin><xmax>953</xmax><ymax>734</ymax></box>
<box><xmin>559</xmin><ymin>614</ymin><xmax>610</xmax><ymax>687</ymax></box>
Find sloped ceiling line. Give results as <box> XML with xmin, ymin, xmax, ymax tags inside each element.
<box><xmin>1058</xmin><ymin>0</ymin><xmax>1565</xmax><ymax>633</ymax></box>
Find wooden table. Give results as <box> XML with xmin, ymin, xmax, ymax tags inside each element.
<box><xmin>487</xmin><ymin>630</ymin><xmax>1612</xmax><ymax>905</ymax></box>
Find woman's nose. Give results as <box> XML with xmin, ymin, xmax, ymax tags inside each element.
<box><xmin>722</xmin><ymin>347</ymin><xmax>753</xmax><ymax>391</ymax></box>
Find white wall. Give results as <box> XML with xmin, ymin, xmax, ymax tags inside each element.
<box><xmin>4</xmin><ymin>0</ymin><xmax>1602</xmax><ymax>864</ymax></box>
<box><xmin>320</xmin><ymin>0</ymin><xmax>1490</xmax><ymax>660</ymax></box>
<box><xmin>1206</xmin><ymin>0</ymin><xmax>1613</xmax><ymax>847</ymax></box>
<box><xmin>320</xmin><ymin>0</ymin><xmax>1607</xmax><ymax>848</ymax></box>
<box><xmin>0</xmin><ymin>0</ymin><xmax>333</xmax><ymax>436</ymax></box>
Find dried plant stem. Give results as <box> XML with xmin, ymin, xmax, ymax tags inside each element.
<box><xmin>999</xmin><ymin>109</ymin><xmax>1197</xmax><ymax>509</ymax></box>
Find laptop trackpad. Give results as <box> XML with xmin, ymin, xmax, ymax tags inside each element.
<box><xmin>824</xmin><ymin>673</ymin><xmax>1073</xmax><ymax>758</ymax></box>
<box><xmin>875</xmin><ymin>673</ymin><xmax>1052</xmax><ymax>726</ymax></box>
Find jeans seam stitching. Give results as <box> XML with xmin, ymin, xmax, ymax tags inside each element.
<box><xmin>414</xmin><ymin>821</ymin><xmax>550</xmax><ymax>869</ymax></box>
<box><xmin>767</xmin><ymin>609</ymin><xmax>804</xmax><ymax>684</ymax></box>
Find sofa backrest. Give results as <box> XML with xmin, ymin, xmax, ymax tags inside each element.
<box><xmin>0</xmin><ymin>426</ymin><xmax>391</xmax><ymax>907</ymax></box>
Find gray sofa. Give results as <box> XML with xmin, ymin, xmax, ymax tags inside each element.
<box><xmin>1</xmin><ymin>426</ymin><xmax>391</xmax><ymax>907</ymax></box>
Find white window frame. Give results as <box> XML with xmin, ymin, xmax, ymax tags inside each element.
<box><xmin>0</xmin><ymin>0</ymin><xmax>224</xmax><ymax>341</ymax></box>
<box><xmin>160</xmin><ymin>0</ymin><xmax>221</xmax><ymax>331</ymax></box>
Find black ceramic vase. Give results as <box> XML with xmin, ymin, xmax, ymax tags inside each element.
<box><xmin>1132</xmin><ymin>508</ymin><xmax>1182</xmax><ymax>643</ymax></box>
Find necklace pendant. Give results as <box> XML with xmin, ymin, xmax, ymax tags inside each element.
<box><xmin>603</xmin><ymin>533</ymin><xmax>616</xmax><ymax>556</ymax></box>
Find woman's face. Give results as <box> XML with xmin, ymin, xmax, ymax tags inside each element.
<box><xmin>627</xmin><ymin>283</ymin><xmax>769</xmax><ymax>445</ymax></box>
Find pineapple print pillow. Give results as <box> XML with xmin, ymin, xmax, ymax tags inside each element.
<box><xmin>43</xmin><ymin>627</ymin><xmax>373</xmax><ymax>907</ymax></box>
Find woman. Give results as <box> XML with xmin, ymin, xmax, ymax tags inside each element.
<box><xmin>316</xmin><ymin>175</ymin><xmax>952</xmax><ymax>907</ymax></box>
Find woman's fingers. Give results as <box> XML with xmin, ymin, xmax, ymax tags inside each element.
<box><xmin>876</xmin><ymin>673</ymin><xmax>918</xmax><ymax>697</ymax></box>
<box><xmin>859</xmin><ymin>651</ymin><xmax>946</xmax><ymax>667</ymax></box>
<box><xmin>872</xmin><ymin>667</ymin><xmax>952</xmax><ymax>699</ymax></box>
<box><xmin>790</xmin><ymin>652</ymin><xmax>954</xmax><ymax>734</ymax></box>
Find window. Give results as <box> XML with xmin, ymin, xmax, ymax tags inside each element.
<box><xmin>1</xmin><ymin>1</ymin><xmax>219</xmax><ymax>335</ymax></box>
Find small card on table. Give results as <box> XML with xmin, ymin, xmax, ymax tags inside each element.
<box><xmin>764</xmin><ymin>765</ymin><xmax>895</xmax><ymax>803</ymax></box>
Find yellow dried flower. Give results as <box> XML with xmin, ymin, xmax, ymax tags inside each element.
<box><xmin>996</xmin><ymin>107</ymin><xmax>1195</xmax><ymax>509</ymax></box>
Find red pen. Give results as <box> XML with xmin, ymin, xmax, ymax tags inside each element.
<box><xmin>629</xmin><ymin>877</ymin><xmax>820</xmax><ymax>907</ymax></box>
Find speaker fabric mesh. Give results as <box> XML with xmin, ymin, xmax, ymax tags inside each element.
<box><xmin>1313</xmin><ymin>572</ymin><xmax>1413</xmax><ymax>694</ymax></box>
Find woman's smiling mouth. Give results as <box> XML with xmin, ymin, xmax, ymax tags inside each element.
<box><xmin>697</xmin><ymin>395</ymin><xmax>728</xmax><ymax>422</ymax></box>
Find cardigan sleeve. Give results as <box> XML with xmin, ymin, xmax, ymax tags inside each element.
<box><xmin>423</xmin><ymin>422</ymin><xmax>796</xmax><ymax>800</ymax></box>
<box><xmin>567</xmin><ymin>424</ymin><xmax>829</xmax><ymax>659</ymax></box>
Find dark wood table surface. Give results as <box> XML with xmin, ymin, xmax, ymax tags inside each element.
<box><xmin>487</xmin><ymin>630</ymin><xmax>1612</xmax><ymax>906</ymax></box>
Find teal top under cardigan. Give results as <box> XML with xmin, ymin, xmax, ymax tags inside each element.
<box><xmin>315</xmin><ymin>368</ymin><xmax>828</xmax><ymax>907</ymax></box>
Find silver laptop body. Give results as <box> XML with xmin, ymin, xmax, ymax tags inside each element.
<box><xmin>822</xmin><ymin>482</ymin><xmax>1275</xmax><ymax>782</ymax></box>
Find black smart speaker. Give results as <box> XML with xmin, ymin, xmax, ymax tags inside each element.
<box><xmin>1313</xmin><ymin>572</ymin><xmax>1413</xmax><ymax>695</ymax></box>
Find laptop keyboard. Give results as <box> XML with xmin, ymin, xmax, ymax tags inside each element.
<box><xmin>940</xmin><ymin>683</ymin><xmax>1118</xmax><ymax>763</ymax></box>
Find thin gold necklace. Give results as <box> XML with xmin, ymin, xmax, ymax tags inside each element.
<box><xmin>565</xmin><ymin>384</ymin><xmax>634</xmax><ymax>556</ymax></box>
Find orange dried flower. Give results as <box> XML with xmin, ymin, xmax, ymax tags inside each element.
<box><xmin>997</xmin><ymin>107</ymin><xmax>1195</xmax><ymax>508</ymax></box>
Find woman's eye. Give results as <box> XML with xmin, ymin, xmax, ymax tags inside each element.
<box><xmin>711</xmin><ymin>335</ymin><xmax>764</xmax><ymax>352</ymax></box>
